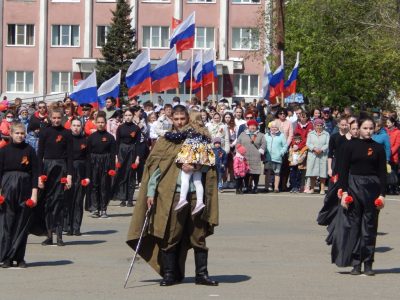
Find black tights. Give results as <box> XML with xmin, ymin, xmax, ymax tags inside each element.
<box><xmin>245</xmin><ymin>174</ymin><xmax>260</xmax><ymax>190</ymax></box>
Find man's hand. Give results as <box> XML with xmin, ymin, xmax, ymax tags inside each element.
<box><xmin>147</xmin><ymin>197</ymin><xmax>154</xmax><ymax>209</ymax></box>
<box><xmin>38</xmin><ymin>177</ymin><xmax>44</xmax><ymax>189</ymax></box>
<box><xmin>65</xmin><ymin>175</ymin><xmax>72</xmax><ymax>190</ymax></box>
<box><xmin>341</xmin><ymin>192</ymin><xmax>349</xmax><ymax>209</ymax></box>
<box><xmin>376</xmin><ymin>195</ymin><xmax>385</xmax><ymax>210</ymax></box>
<box><xmin>328</xmin><ymin>168</ymin><xmax>333</xmax><ymax>177</ymax></box>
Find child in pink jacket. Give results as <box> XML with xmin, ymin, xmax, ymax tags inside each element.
<box><xmin>234</xmin><ymin>144</ymin><xmax>250</xmax><ymax>194</ymax></box>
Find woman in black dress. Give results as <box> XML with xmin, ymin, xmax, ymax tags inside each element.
<box><xmin>86</xmin><ymin>112</ymin><xmax>116</xmax><ymax>218</ymax></box>
<box><xmin>113</xmin><ymin>108</ymin><xmax>141</xmax><ymax>207</ymax></box>
<box><xmin>0</xmin><ymin>122</ymin><xmax>38</xmax><ymax>267</ymax></box>
<box><xmin>38</xmin><ymin>109</ymin><xmax>73</xmax><ymax>246</ymax></box>
<box><xmin>331</xmin><ymin>117</ymin><xmax>386</xmax><ymax>276</ymax></box>
<box><xmin>63</xmin><ymin>118</ymin><xmax>89</xmax><ymax>235</ymax></box>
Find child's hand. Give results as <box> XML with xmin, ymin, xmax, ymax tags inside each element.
<box><xmin>293</xmin><ymin>145</ymin><xmax>298</xmax><ymax>151</ymax></box>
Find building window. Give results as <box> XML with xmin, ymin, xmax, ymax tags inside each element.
<box><xmin>51</xmin><ymin>25</ymin><xmax>80</xmax><ymax>47</ymax></box>
<box><xmin>195</xmin><ymin>27</ymin><xmax>214</xmax><ymax>49</ymax></box>
<box><xmin>97</xmin><ymin>26</ymin><xmax>110</xmax><ymax>47</ymax></box>
<box><xmin>52</xmin><ymin>72</ymin><xmax>72</xmax><ymax>93</ymax></box>
<box><xmin>6</xmin><ymin>71</ymin><xmax>34</xmax><ymax>93</ymax></box>
<box><xmin>232</xmin><ymin>28</ymin><xmax>259</xmax><ymax>50</ymax></box>
<box><xmin>51</xmin><ymin>0</ymin><xmax>80</xmax><ymax>2</ymax></box>
<box><xmin>142</xmin><ymin>26</ymin><xmax>169</xmax><ymax>48</ymax></box>
<box><xmin>233</xmin><ymin>74</ymin><xmax>258</xmax><ymax>96</ymax></box>
<box><xmin>7</xmin><ymin>24</ymin><xmax>34</xmax><ymax>46</ymax></box>
<box><xmin>232</xmin><ymin>0</ymin><xmax>260</xmax><ymax>3</ymax></box>
<box><xmin>142</xmin><ymin>0</ymin><xmax>170</xmax><ymax>2</ymax></box>
<box><xmin>187</xmin><ymin>0</ymin><xmax>215</xmax><ymax>3</ymax></box>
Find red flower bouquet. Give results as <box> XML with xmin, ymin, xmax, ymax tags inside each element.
<box><xmin>25</xmin><ymin>199</ymin><xmax>35</xmax><ymax>208</ymax></box>
<box><xmin>81</xmin><ymin>179</ymin><xmax>90</xmax><ymax>187</ymax></box>
<box><xmin>60</xmin><ymin>177</ymin><xmax>68</xmax><ymax>184</ymax></box>
<box><xmin>108</xmin><ymin>170</ymin><xmax>116</xmax><ymax>177</ymax></box>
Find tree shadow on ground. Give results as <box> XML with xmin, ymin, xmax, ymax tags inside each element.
<box><xmin>377</xmin><ymin>232</ymin><xmax>388</xmax><ymax>236</ymax></box>
<box><xmin>375</xmin><ymin>268</ymin><xmax>400</xmax><ymax>274</ymax></box>
<box><xmin>27</xmin><ymin>260</ymin><xmax>73</xmax><ymax>267</ymax></box>
<box><xmin>84</xmin><ymin>230</ymin><xmax>118</xmax><ymax>235</ymax></box>
<box><xmin>375</xmin><ymin>246</ymin><xmax>393</xmax><ymax>253</ymax></box>
<box><xmin>65</xmin><ymin>240</ymin><xmax>106</xmax><ymax>246</ymax></box>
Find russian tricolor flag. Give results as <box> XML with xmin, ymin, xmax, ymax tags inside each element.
<box><xmin>97</xmin><ymin>70</ymin><xmax>121</xmax><ymax>109</ymax></box>
<box><xmin>202</xmin><ymin>49</ymin><xmax>217</xmax><ymax>86</ymax></box>
<box><xmin>269</xmin><ymin>52</ymin><xmax>285</xmax><ymax>100</ymax></box>
<box><xmin>126</xmin><ymin>49</ymin><xmax>152</xmax><ymax>98</ymax></box>
<box><xmin>284</xmin><ymin>52</ymin><xmax>300</xmax><ymax>97</ymax></box>
<box><xmin>151</xmin><ymin>47</ymin><xmax>179</xmax><ymax>93</ymax></box>
<box><xmin>169</xmin><ymin>12</ymin><xmax>195</xmax><ymax>53</ymax></box>
<box><xmin>70</xmin><ymin>71</ymin><xmax>98</xmax><ymax>105</ymax></box>
<box><xmin>191</xmin><ymin>51</ymin><xmax>203</xmax><ymax>94</ymax></box>
<box><xmin>262</xmin><ymin>60</ymin><xmax>272</xmax><ymax>100</ymax></box>
<box><xmin>178</xmin><ymin>58</ymin><xmax>192</xmax><ymax>84</ymax></box>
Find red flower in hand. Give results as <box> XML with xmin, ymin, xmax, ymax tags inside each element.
<box><xmin>108</xmin><ymin>170</ymin><xmax>116</xmax><ymax>177</ymax></box>
<box><xmin>116</xmin><ymin>162</ymin><xmax>122</xmax><ymax>169</ymax></box>
<box><xmin>81</xmin><ymin>179</ymin><xmax>89</xmax><ymax>187</ymax></box>
<box><xmin>131</xmin><ymin>163</ymin><xmax>138</xmax><ymax>170</ymax></box>
<box><xmin>25</xmin><ymin>199</ymin><xmax>35</xmax><ymax>208</ymax></box>
<box><xmin>60</xmin><ymin>177</ymin><xmax>68</xmax><ymax>184</ymax></box>
<box><xmin>40</xmin><ymin>175</ymin><xmax>48</xmax><ymax>182</ymax></box>
<box><xmin>375</xmin><ymin>198</ymin><xmax>383</xmax><ymax>207</ymax></box>
<box><xmin>330</xmin><ymin>174</ymin><xmax>339</xmax><ymax>183</ymax></box>
<box><xmin>337</xmin><ymin>189</ymin><xmax>343</xmax><ymax>198</ymax></box>
<box><xmin>344</xmin><ymin>195</ymin><xmax>353</xmax><ymax>204</ymax></box>
<box><xmin>0</xmin><ymin>195</ymin><xmax>5</xmax><ymax>205</ymax></box>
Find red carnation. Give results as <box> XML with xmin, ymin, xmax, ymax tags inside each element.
<box><xmin>60</xmin><ymin>177</ymin><xmax>68</xmax><ymax>184</ymax></box>
<box><xmin>116</xmin><ymin>162</ymin><xmax>122</xmax><ymax>169</ymax></box>
<box><xmin>108</xmin><ymin>170</ymin><xmax>116</xmax><ymax>177</ymax></box>
<box><xmin>337</xmin><ymin>189</ymin><xmax>343</xmax><ymax>198</ymax></box>
<box><xmin>375</xmin><ymin>198</ymin><xmax>383</xmax><ymax>207</ymax></box>
<box><xmin>25</xmin><ymin>199</ymin><xmax>35</xmax><ymax>208</ymax></box>
<box><xmin>131</xmin><ymin>163</ymin><xmax>138</xmax><ymax>170</ymax></box>
<box><xmin>344</xmin><ymin>195</ymin><xmax>353</xmax><ymax>204</ymax></box>
<box><xmin>0</xmin><ymin>195</ymin><xmax>5</xmax><ymax>205</ymax></box>
<box><xmin>330</xmin><ymin>174</ymin><xmax>338</xmax><ymax>183</ymax></box>
<box><xmin>40</xmin><ymin>175</ymin><xmax>48</xmax><ymax>182</ymax></box>
<box><xmin>81</xmin><ymin>179</ymin><xmax>89</xmax><ymax>187</ymax></box>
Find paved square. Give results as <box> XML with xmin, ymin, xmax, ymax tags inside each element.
<box><xmin>2</xmin><ymin>192</ymin><xmax>400</xmax><ymax>299</ymax></box>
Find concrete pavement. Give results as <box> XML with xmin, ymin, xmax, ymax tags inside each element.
<box><xmin>2</xmin><ymin>191</ymin><xmax>400</xmax><ymax>299</ymax></box>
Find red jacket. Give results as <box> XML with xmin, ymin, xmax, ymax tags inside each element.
<box><xmin>385</xmin><ymin>127</ymin><xmax>400</xmax><ymax>164</ymax></box>
<box><xmin>293</xmin><ymin>121</ymin><xmax>314</xmax><ymax>149</ymax></box>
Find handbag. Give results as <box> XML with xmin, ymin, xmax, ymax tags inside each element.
<box><xmin>386</xmin><ymin>170</ymin><xmax>398</xmax><ymax>186</ymax></box>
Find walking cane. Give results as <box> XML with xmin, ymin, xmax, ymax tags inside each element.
<box><xmin>124</xmin><ymin>205</ymin><xmax>152</xmax><ymax>288</ymax></box>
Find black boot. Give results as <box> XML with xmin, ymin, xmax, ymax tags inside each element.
<box><xmin>57</xmin><ymin>228</ymin><xmax>65</xmax><ymax>246</ymax></box>
<box><xmin>41</xmin><ymin>230</ymin><xmax>53</xmax><ymax>246</ymax></box>
<box><xmin>350</xmin><ymin>264</ymin><xmax>361</xmax><ymax>275</ymax></box>
<box><xmin>194</xmin><ymin>250</ymin><xmax>218</xmax><ymax>286</ymax></box>
<box><xmin>160</xmin><ymin>251</ymin><xmax>178</xmax><ymax>286</ymax></box>
<box><xmin>364</xmin><ymin>262</ymin><xmax>375</xmax><ymax>276</ymax></box>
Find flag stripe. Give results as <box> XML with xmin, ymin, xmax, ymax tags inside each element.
<box><xmin>152</xmin><ymin>73</ymin><xmax>179</xmax><ymax>93</ymax></box>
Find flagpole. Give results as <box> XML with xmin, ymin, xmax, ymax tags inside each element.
<box><xmin>280</xmin><ymin>51</ymin><xmax>284</xmax><ymax>107</ymax></box>
<box><xmin>189</xmin><ymin>48</ymin><xmax>194</xmax><ymax>100</ymax></box>
<box><xmin>292</xmin><ymin>52</ymin><xmax>300</xmax><ymax>104</ymax></box>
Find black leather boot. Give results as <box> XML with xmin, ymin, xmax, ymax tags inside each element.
<box><xmin>194</xmin><ymin>250</ymin><xmax>218</xmax><ymax>286</ymax></box>
<box><xmin>56</xmin><ymin>228</ymin><xmax>65</xmax><ymax>246</ymax></box>
<box><xmin>350</xmin><ymin>264</ymin><xmax>361</xmax><ymax>275</ymax></box>
<box><xmin>41</xmin><ymin>230</ymin><xmax>53</xmax><ymax>246</ymax></box>
<box><xmin>160</xmin><ymin>251</ymin><xmax>178</xmax><ymax>286</ymax></box>
<box><xmin>364</xmin><ymin>262</ymin><xmax>375</xmax><ymax>276</ymax></box>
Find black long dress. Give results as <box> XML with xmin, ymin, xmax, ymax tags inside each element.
<box><xmin>113</xmin><ymin>122</ymin><xmax>141</xmax><ymax>203</ymax></box>
<box><xmin>0</xmin><ymin>142</ymin><xmax>38</xmax><ymax>263</ymax></box>
<box><xmin>330</xmin><ymin>138</ymin><xmax>386</xmax><ymax>267</ymax></box>
<box><xmin>317</xmin><ymin>134</ymin><xmax>350</xmax><ymax>226</ymax></box>
<box><xmin>37</xmin><ymin>126</ymin><xmax>73</xmax><ymax>234</ymax></box>
<box><xmin>86</xmin><ymin>130</ymin><xmax>116</xmax><ymax>213</ymax></box>
<box><xmin>63</xmin><ymin>134</ymin><xmax>87</xmax><ymax>234</ymax></box>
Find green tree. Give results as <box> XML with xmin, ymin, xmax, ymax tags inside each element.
<box><xmin>96</xmin><ymin>0</ymin><xmax>139</xmax><ymax>98</ymax></box>
<box><xmin>283</xmin><ymin>0</ymin><xmax>400</xmax><ymax>109</ymax></box>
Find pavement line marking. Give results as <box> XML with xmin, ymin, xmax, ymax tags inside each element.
<box><xmin>241</xmin><ymin>193</ymin><xmax>400</xmax><ymax>202</ymax></box>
